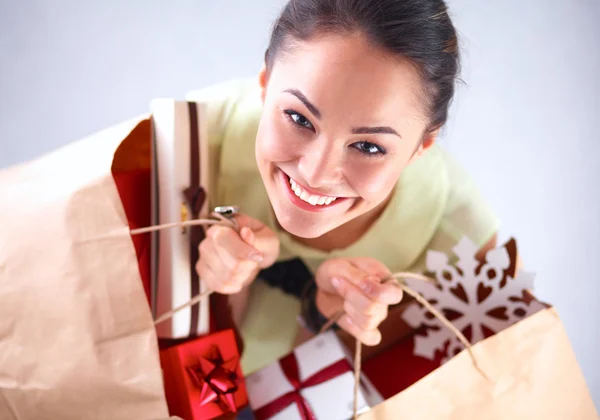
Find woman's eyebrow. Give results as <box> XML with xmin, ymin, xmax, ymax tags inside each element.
<box><xmin>284</xmin><ymin>88</ymin><xmax>401</xmax><ymax>138</ymax></box>
<box><xmin>351</xmin><ymin>126</ymin><xmax>402</xmax><ymax>138</ymax></box>
<box><xmin>284</xmin><ymin>89</ymin><xmax>321</xmax><ymax>119</ymax></box>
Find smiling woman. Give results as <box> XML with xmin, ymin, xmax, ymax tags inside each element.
<box><xmin>185</xmin><ymin>0</ymin><xmax>499</xmax><ymax>372</ymax></box>
<box><xmin>257</xmin><ymin>32</ymin><xmax>431</xmax><ymax>242</ymax></box>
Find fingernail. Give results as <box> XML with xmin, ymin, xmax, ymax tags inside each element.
<box><xmin>360</xmin><ymin>279</ymin><xmax>373</xmax><ymax>294</ymax></box>
<box><xmin>249</xmin><ymin>252</ymin><xmax>263</xmax><ymax>263</ymax></box>
<box><xmin>331</xmin><ymin>277</ymin><xmax>342</xmax><ymax>290</ymax></box>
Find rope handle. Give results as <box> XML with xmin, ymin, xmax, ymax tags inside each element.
<box><xmin>130</xmin><ymin>211</ymin><xmax>236</xmax><ymax>326</ymax></box>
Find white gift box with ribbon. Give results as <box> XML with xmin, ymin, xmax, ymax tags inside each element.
<box><xmin>150</xmin><ymin>99</ymin><xmax>211</xmax><ymax>339</ymax></box>
<box><xmin>246</xmin><ymin>330</ymin><xmax>383</xmax><ymax>420</ymax></box>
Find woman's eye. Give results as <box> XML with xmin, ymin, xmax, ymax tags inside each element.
<box><xmin>284</xmin><ymin>110</ymin><xmax>314</xmax><ymax>131</ymax></box>
<box><xmin>352</xmin><ymin>141</ymin><xmax>386</xmax><ymax>156</ymax></box>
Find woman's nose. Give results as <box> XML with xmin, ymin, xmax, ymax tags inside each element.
<box><xmin>297</xmin><ymin>139</ymin><xmax>343</xmax><ymax>189</ymax></box>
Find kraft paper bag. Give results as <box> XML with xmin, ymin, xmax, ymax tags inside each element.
<box><xmin>358</xmin><ymin>306</ymin><xmax>597</xmax><ymax>419</ymax></box>
<box><xmin>354</xmin><ymin>237</ymin><xmax>598</xmax><ymax>419</ymax></box>
<box><xmin>0</xmin><ymin>116</ymin><xmax>169</xmax><ymax>419</ymax></box>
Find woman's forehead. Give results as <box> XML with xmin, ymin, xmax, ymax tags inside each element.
<box><xmin>268</xmin><ymin>33</ymin><xmax>428</xmax><ymax>126</ymax></box>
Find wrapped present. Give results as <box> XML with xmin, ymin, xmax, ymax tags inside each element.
<box><xmin>246</xmin><ymin>330</ymin><xmax>382</xmax><ymax>420</ymax></box>
<box><xmin>151</xmin><ymin>99</ymin><xmax>211</xmax><ymax>339</ymax></box>
<box><xmin>356</xmin><ymin>237</ymin><xmax>598</xmax><ymax>419</ymax></box>
<box><xmin>160</xmin><ymin>329</ymin><xmax>248</xmax><ymax>420</ymax></box>
<box><xmin>113</xmin><ymin>165</ymin><xmax>152</xmax><ymax>305</ymax></box>
<box><xmin>361</xmin><ymin>332</ymin><xmax>442</xmax><ymax>400</ymax></box>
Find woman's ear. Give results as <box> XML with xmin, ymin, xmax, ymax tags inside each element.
<box><xmin>409</xmin><ymin>129</ymin><xmax>439</xmax><ymax>163</ymax></box>
<box><xmin>258</xmin><ymin>65</ymin><xmax>268</xmax><ymax>103</ymax></box>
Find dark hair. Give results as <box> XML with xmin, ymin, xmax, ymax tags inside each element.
<box><xmin>265</xmin><ymin>0</ymin><xmax>460</xmax><ymax>132</ymax></box>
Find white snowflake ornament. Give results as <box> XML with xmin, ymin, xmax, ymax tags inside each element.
<box><xmin>402</xmin><ymin>236</ymin><xmax>545</xmax><ymax>363</ymax></box>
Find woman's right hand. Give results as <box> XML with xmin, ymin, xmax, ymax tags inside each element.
<box><xmin>196</xmin><ymin>213</ymin><xmax>280</xmax><ymax>294</ymax></box>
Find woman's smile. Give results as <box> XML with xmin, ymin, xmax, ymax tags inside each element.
<box><xmin>276</xmin><ymin>167</ymin><xmax>351</xmax><ymax>212</ymax></box>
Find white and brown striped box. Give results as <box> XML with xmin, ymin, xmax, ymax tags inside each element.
<box><xmin>150</xmin><ymin>99</ymin><xmax>210</xmax><ymax>339</ymax></box>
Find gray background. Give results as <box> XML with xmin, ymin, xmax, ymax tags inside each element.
<box><xmin>1</xmin><ymin>0</ymin><xmax>598</xmax><ymax>407</ymax></box>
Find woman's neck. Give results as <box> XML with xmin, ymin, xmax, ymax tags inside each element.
<box><xmin>290</xmin><ymin>192</ymin><xmax>394</xmax><ymax>252</ymax></box>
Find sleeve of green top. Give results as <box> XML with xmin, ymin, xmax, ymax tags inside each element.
<box><xmin>437</xmin><ymin>148</ymin><xmax>501</xmax><ymax>248</ymax></box>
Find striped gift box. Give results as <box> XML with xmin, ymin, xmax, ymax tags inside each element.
<box><xmin>150</xmin><ymin>99</ymin><xmax>211</xmax><ymax>339</ymax></box>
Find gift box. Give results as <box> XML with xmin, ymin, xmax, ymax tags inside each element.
<box><xmin>151</xmin><ymin>99</ymin><xmax>211</xmax><ymax>339</ymax></box>
<box><xmin>112</xmin><ymin>167</ymin><xmax>152</xmax><ymax>305</ymax></box>
<box><xmin>160</xmin><ymin>329</ymin><xmax>248</xmax><ymax>420</ymax></box>
<box><xmin>361</xmin><ymin>332</ymin><xmax>443</xmax><ymax>400</ymax></box>
<box><xmin>246</xmin><ymin>330</ymin><xmax>382</xmax><ymax>420</ymax></box>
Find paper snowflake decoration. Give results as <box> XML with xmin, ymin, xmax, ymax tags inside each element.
<box><xmin>402</xmin><ymin>236</ymin><xmax>545</xmax><ymax>363</ymax></box>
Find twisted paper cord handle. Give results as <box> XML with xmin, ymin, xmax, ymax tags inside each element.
<box><xmin>130</xmin><ymin>212</ymin><xmax>237</xmax><ymax>326</ymax></box>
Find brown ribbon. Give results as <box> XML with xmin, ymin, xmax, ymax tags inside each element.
<box><xmin>186</xmin><ymin>101</ymin><xmax>204</xmax><ymax>337</ymax></box>
<box><xmin>149</xmin><ymin>101</ymin><xmax>207</xmax><ymax>337</ymax></box>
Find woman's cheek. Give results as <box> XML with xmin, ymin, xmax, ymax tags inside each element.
<box><xmin>257</xmin><ymin>113</ymin><xmax>303</xmax><ymax>162</ymax></box>
<box><xmin>346</xmin><ymin>161</ymin><xmax>401</xmax><ymax>202</ymax></box>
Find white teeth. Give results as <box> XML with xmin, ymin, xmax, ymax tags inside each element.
<box><xmin>288</xmin><ymin>176</ymin><xmax>338</xmax><ymax>206</ymax></box>
<box><xmin>308</xmin><ymin>195</ymin><xmax>319</xmax><ymax>205</ymax></box>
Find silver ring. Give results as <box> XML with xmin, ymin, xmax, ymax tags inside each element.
<box><xmin>213</xmin><ymin>205</ymin><xmax>240</xmax><ymax>219</ymax></box>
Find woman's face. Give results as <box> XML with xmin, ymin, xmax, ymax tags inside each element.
<box><xmin>256</xmin><ymin>33</ymin><xmax>433</xmax><ymax>239</ymax></box>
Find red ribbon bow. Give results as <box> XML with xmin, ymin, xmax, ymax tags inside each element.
<box><xmin>187</xmin><ymin>346</ymin><xmax>240</xmax><ymax>414</ymax></box>
<box><xmin>253</xmin><ymin>352</ymin><xmax>353</xmax><ymax>420</ymax></box>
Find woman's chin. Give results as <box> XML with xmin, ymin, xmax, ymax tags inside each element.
<box><xmin>273</xmin><ymin>209</ymin><xmax>335</xmax><ymax>239</ymax></box>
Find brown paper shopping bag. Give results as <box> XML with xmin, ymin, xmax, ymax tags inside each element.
<box><xmin>359</xmin><ymin>306</ymin><xmax>597</xmax><ymax>420</ymax></box>
<box><xmin>0</xmin><ymin>116</ymin><xmax>169</xmax><ymax>420</ymax></box>
<box><xmin>354</xmin><ymin>237</ymin><xmax>598</xmax><ymax>420</ymax></box>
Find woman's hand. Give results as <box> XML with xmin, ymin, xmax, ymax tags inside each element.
<box><xmin>315</xmin><ymin>257</ymin><xmax>403</xmax><ymax>346</ymax></box>
<box><xmin>196</xmin><ymin>214</ymin><xmax>279</xmax><ymax>294</ymax></box>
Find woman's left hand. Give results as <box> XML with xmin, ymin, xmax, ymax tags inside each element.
<box><xmin>315</xmin><ymin>257</ymin><xmax>403</xmax><ymax>346</ymax></box>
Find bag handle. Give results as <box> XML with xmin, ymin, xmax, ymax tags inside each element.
<box><xmin>130</xmin><ymin>211</ymin><xmax>237</xmax><ymax>326</ymax></box>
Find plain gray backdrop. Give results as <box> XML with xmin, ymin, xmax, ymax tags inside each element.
<box><xmin>1</xmin><ymin>0</ymin><xmax>598</xmax><ymax>407</ymax></box>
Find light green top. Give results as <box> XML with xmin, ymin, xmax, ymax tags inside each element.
<box><xmin>186</xmin><ymin>79</ymin><xmax>499</xmax><ymax>374</ymax></box>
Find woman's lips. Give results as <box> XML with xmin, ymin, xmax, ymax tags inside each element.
<box><xmin>278</xmin><ymin>169</ymin><xmax>347</xmax><ymax>212</ymax></box>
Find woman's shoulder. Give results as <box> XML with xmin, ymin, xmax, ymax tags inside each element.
<box><xmin>186</xmin><ymin>79</ymin><xmax>267</xmax><ymax>220</ymax></box>
<box><xmin>401</xmin><ymin>145</ymin><xmax>500</xmax><ymax>271</ymax></box>
<box><xmin>352</xmin><ymin>145</ymin><xmax>451</xmax><ymax>271</ymax></box>
<box><xmin>186</xmin><ymin>78</ymin><xmax>259</xmax><ymax>108</ymax></box>
<box><xmin>185</xmin><ymin>78</ymin><xmax>262</xmax><ymax>149</ymax></box>
<box><xmin>355</xmin><ymin>144</ymin><xmax>498</xmax><ymax>272</ymax></box>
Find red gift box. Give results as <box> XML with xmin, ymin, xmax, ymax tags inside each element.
<box><xmin>160</xmin><ymin>329</ymin><xmax>248</xmax><ymax>420</ymax></box>
<box><xmin>113</xmin><ymin>168</ymin><xmax>152</xmax><ymax>305</ymax></box>
<box><xmin>360</xmin><ymin>331</ymin><xmax>446</xmax><ymax>399</ymax></box>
